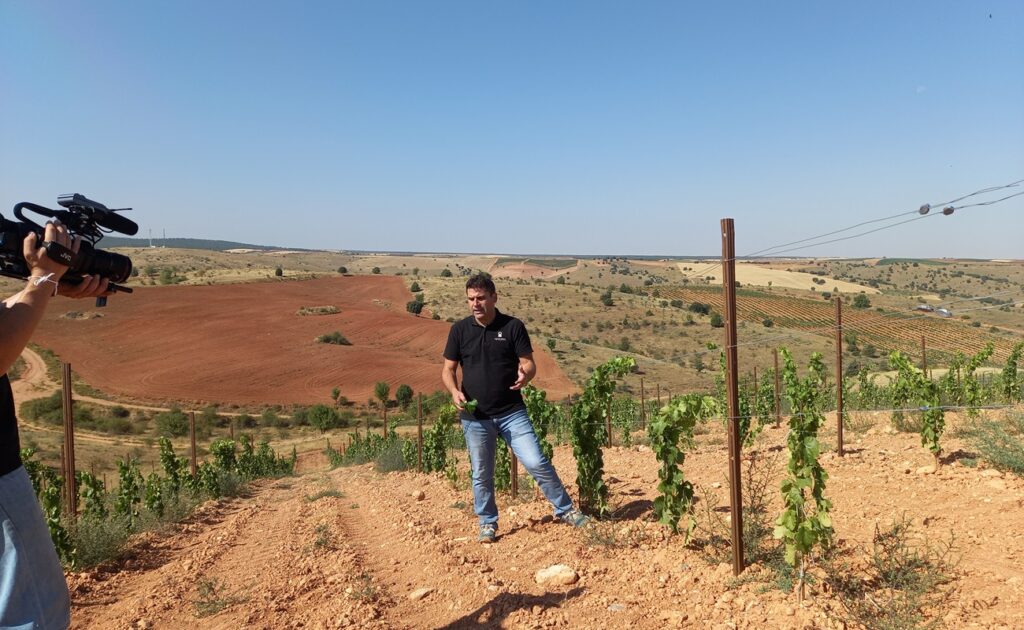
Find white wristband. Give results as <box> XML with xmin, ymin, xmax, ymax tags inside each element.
<box><xmin>29</xmin><ymin>273</ymin><xmax>59</xmax><ymax>297</ymax></box>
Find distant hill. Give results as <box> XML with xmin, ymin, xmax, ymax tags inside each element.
<box><xmin>102</xmin><ymin>237</ymin><xmax>313</xmax><ymax>252</ymax></box>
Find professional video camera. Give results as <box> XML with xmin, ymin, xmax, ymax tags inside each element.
<box><xmin>0</xmin><ymin>194</ymin><xmax>137</xmax><ymax>305</ymax></box>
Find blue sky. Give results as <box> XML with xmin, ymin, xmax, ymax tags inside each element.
<box><xmin>2</xmin><ymin>1</ymin><xmax>1021</xmax><ymax>257</ymax></box>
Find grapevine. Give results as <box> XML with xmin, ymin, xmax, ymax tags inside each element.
<box><xmin>774</xmin><ymin>349</ymin><xmax>833</xmax><ymax>604</ymax></box>
<box><xmin>522</xmin><ymin>384</ymin><xmax>558</xmax><ymax>462</ymax></box>
<box><xmin>114</xmin><ymin>457</ymin><xmax>143</xmax><ymax>528</ymax></box>
<box><xmin>647</xmin><ymin>394</ymin><xmax>718</xmax><ymax>539</ymax></box>
<box><xmin>1001</xmin><ymin>341</ymin><xmax>1024</xmax><ymax>403</ymax></box>
<box><xmin>889</xmin><ymin>351</ymin><xmax>945</xmax><ymax>467</ymax></box>
<box><xmin>144</xmin><ymin>472</ymin><xmax>165</xmax><ymax>518</ymax></box>
<box><xmin>569</xmin><ymin>356</ymin><xmax>636</xmax><ymax>516</ymax></box>
<box><xmin>76</xmin><ymin>471</ymin><xmax>108</xmax><ymax>519</ymax></box>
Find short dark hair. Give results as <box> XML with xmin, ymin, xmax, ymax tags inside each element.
<box><xmin>465</xmin><ymin>273</ymin><xmax>496</xmax><ymax>294</ymax></box>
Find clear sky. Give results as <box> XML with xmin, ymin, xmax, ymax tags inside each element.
<box><xmin>2</xmin><ymin>1</ymin><xmax>1022</xmax><ymax>258</ymax></box>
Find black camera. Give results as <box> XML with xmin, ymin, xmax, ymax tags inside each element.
<box><xmin>0</xmin><ymin>194</ymin><xmax>137</xmax><ymax>303</ymax></box>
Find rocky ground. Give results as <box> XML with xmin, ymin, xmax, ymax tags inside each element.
<box><xmin>69</xmin><ymin>414</ymin><xmax>1024</xmax><ymax>629</ymax></box>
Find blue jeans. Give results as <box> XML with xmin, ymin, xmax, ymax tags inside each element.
<box><xmin>461</xmin><ymin>406</ymin><xmax>574</xmax><ymax>526</ymax></box>
<box><xmin>0</xmin><ymin>466</ymin><xmax>71</xmax><ymax>630</ymax></box>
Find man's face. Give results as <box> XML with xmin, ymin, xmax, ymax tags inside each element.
<box><xmin>466</xmin><ymin>287</ymin><xmax>497</xmax><ymax>323</ymax></box>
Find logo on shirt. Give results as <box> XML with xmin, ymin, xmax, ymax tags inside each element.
<box><xmin>494</xmin><ymin>331</ymin><xmax>507</xmax><ymax>342</ymax></box>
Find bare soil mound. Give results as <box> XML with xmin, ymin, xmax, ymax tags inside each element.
<box><xmin>32</xmin><ymin>276</ymin><xmax>574</xmax><ymax>407</ymax></box>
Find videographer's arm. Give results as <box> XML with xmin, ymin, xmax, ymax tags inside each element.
<box><xmin>0</xmin><ymin>221</ymin><xmax>109</xmax><ymax>375</ymax></box>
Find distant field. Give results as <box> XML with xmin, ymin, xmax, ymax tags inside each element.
<box><xmin>30</xmin><ymin>275</ymin><xmax>575</xmax><ymax>408</ymax></box>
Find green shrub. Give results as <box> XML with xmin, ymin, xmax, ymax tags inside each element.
<box><xmin>154</xmin><ymin>408</ymin><xmax>189</xmax><ymax>437</ymax></box>
<box><xmin>316</xmin><ymin>331</ymin><xmax>351</xmax><ymax>345</ymax></box>
<box><xmin>968</xmin><ymin>414</ymin><xmax>1024</xmax><ymax>475</ymax></box>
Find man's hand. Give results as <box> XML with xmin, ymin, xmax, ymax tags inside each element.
<box><xmin>510</xmin><ymin>365</ymin><xmax>529</xmax><ymax>391</ymax></box>
<box><xmin>58</xmin><ymin>274</ymin><xmax>112</xmax><ymax>300</ymax></box>
<box><xmin>451</xmin><ymin>389</ymin><xmax>468</xmax><ymax>410</ymax></box>
<box><xmin>23</xmin><ymin>220</ymin><xmax>78</xmax><ymax>282</ymax></box>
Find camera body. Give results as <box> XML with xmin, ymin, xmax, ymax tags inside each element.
<box><xmin>0</xmin><ymin>194</ymin><xmax>137</xmax><ymax>296</ymax></box>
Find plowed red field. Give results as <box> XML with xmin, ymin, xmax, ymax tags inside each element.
<box><xmin>32</xmin><ymin>276</ymin><xmax>574</xmax><ymax>407</ymax></box>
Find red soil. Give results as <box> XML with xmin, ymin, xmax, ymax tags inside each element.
<box><xmin>32</xmin><ymin>276</ymin><xmax>575</xmax><ymax>408</ymax></box>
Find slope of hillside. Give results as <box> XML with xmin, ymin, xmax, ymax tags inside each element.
<box><xmin>69</xmin><ymin>416</ymin><xmax>1024</xmax><ymax>629</ymax></box>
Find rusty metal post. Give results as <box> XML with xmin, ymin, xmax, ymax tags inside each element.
<box><xmin>774</xmin><ymin>349</ymin><xmax>782</xmax><ymax>427</ymax></box>
<box><xmin>921</xmin><ymin>335</ymin><xmax>928</xmax><ymax>377</ymax></box>
<box><xmin>189</xmin><ymin>411</ymin><xmax>198</xmax><ymax>475</ymax></box>
<box><xmin>656</xmin><ymin>382</ymin><xmax>661</xmax><ymax>406</ymax></box>
<box><xmin>229</xmin><ymin>419</ymin><xmax>235</xmax><ymax>441</ymax></box>
<box><xmin>382</xmin><ymin>402</ymin><xmax>388</xmax><ymax>437</ymax></box>
<box><xmin>835</xmin><ymin>298</ymin><xmax>845</xmax><ymax>457</ymax></box>
<box><xmin>417</xmin><ymin>394</ymin><xmax>424</xmax><ymax>472</ymax></box>
<box><xmin>721</xmin><ymin>218</ymin><xmax>745</xmax><ymax>576</ymax></box>
<box><xmin>61</xmin><ymin>363</ymin><xmax>77</xmax><ymax>515</ymax></box>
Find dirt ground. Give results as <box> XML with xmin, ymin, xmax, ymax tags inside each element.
<box><xmin>29</xmin><ymin>276</ymin><xmax>574</xmax><ymax>408</ymax></box>
<box><xmin>68</xmin><ymin>413</ymin><xmax>1024</xmax><ymax>629</ymax></box>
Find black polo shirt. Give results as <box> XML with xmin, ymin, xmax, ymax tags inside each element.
<box><xmin>0</xmin><ymin>375</ymin><xmax>21</xmax><ymax>476</ymax></box>
<box><xmin>443</xmin><ymin>310</ymin><xmax>533</xmax><ymax>419</ymax></box>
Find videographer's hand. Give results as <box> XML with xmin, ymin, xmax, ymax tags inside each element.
<box><xmin>57</xmin><ymin>274</ymin><xmax>111</xmax><ymax>299</ymax></box>
<box><xmin>22</xmin><ymin>220</ymin><xmax>80</xmax><ymax>281</ymax></box>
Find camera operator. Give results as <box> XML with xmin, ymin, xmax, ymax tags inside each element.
<box><xmin>0</xmin><ymin>220</ymin><xmax>110</xmax><ymax>629</ymax></box>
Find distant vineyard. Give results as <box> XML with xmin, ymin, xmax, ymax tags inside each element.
<box><xmin>495</xmin><ymin>257</ymin><xmax>577</xmax><ymax>269</ymax></box>
<box><xmin>648</xmin><ymin>285</ymin><xmax>1017</xmax><ymax>363</ymax></box>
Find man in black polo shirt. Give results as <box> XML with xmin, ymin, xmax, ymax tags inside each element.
<box><xmin>0</xmin><ymin>220</ymin><xmax>110</xmax><ymax>629</ymax></box>
<box><xmin>442</xmin><ymin>274</ymin><xmax>587</xmax><ymax>543</ymax></box>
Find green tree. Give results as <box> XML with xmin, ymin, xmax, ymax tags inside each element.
<box><xmin>274</xmin><ymin>266</ymin><xmax>283</xmax><ymax>277</ymax></box>
<box><xmin>852</xmin><ymin>294</ymin><xmax>871</xmax><ymax>309</ymax></box>
<box><xmin>410</xmin><ymin>281</ymin><xmax>421</xmax><ymax>293</ymax></box>
<box><xmin>337</xmin><ymin>266</ymin><xmax>348</xmax><ymax>274</ymax></box>
<box><xmin>395</xmin><ymin>384</ymin><xmax>414</xmax><ymax>409</ymax></box>
<box><xmin>709</xmin><ymin>312</ymin><xmax>724</xmax><ymax>328</ymax></box>
<box><xmin>547</xmin><ymin>338</ymin><xmax>556</xmax><ymax>352</ymax></box>
<box><xmin>154</xmin><ymin>407</ymin><xmax>189</xmax><ymax>437</ymax></box>
<box><xmin>406</xmin><ymin>301</ymin><xmax>424</xmax><ymax>315</ymax></box>
<box><xmin>375</xmin><ymin>381</ymin><xmax>391</xmax><ymax>427</ymax></box>
<box><xmin>371</xmin><ymin>267</ymin><xmax>381</xmax><ymax>274</ymax></box>
<box><xmin>440</xmin><ymin>268</ymin><xmax>453</xmax><ymax>277</ymax></box>
<box><xmin>308</xmin><ymin>404</ymin><xmax>338</xmax><ymax>433</ymax></box>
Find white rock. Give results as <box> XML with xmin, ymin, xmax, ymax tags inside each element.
<box><xmin>409</xmin><ymin>587</ymin><xmax>433</xmax><ymax>601</ymax></box>
<box><xmin>535</xmin><ymin>564</ymin><xmax>579</xmax><ymax>586</ymax></box>
<box><xmin>980</xmin><ymin>469</ymin><xmax>1003</xmax><ymax>478</ymax></box>
<box><xmin>411</xmin><ymin>490</ymin><xmax>426</xmax><ymax>500</ymax></box>
<box><xmin>916</xmin><ymin>465</ymin><xmax>936</xmax><ymax>475</ymax></box>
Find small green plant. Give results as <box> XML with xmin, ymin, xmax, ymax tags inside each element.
<box><xmin>775</xmin><ymin>349</ymin><xmax>833</xmax><ymax>604</ymax></box>
<box><xmin>968</xmin><ymin>413</ymin><xmax>1024</xmax><ymax>476</ymax></box>
<box><xmin>305</xmin><ymin>489</ymin><xmax>345</xmax><ymax>502</ymax></box>
<box><xmin>889</xmin><ymin>351</ymin><xmax>945</xmax><ymax>467</ymax></box>
<box><xmin>824</xmin><ymin>516</ymin><xmax>957</xmax><ymax>630</ymax></box>
<box><xmin>194</xmin><ymin>577</ymin><xmax>247</xmax><ymax>618</ymax></box>
<box><xmin>348</xmin><ymin>572</ymin><xmax>377</xmax><ymax>602</ymax></box>
<box><xmin>648</xmin><ymin>394</ymin><xmax>717</xmax><ymax>539</ymax></box>
<box><xmin>296</xmin><ymin>305</ymin><xmax>339</xmax><ymax>316</ymax></box>
<box><xmin>316</xmin><ymin>331</ymin><xmax>352</xmax><ymax>346</ymax></box>
<box><xmin>570</xmin><ymin>356</ymin><xmax>636</xmax><ymax>516</ymax></box>
<box><xmin>304</xmin><ymin>523</ymin><xmax>336</xmax><ymax>554</ymax></box>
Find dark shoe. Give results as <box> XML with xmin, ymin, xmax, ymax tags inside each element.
<box><xmin>478</xmin><ymin>523</ymin><xmax>497</xmax><ymax>543</ymax></box>
<box><xmin>558</xmin><ymin>509</ymin><xmax>591</xmax><ymax>528</ymax></box>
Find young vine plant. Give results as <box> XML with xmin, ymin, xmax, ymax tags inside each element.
<box><xmin>775</xmin><ymin>348</ymin><xmax>833</xmax><ymax>604</ymax></box>
<box><xmin>569</xmin><ymin>356</ymin><xmax>636</xmax><ymax>516</ymax></box>
<box><xmin>889</xmin><ymin>351</ymin><xmax>945</xmax><ymax>467</ymax></box>
<box><xmin>647</xmin><ymin>393</ymin><xmax>718</xmax><ymax>539</ymax></box>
